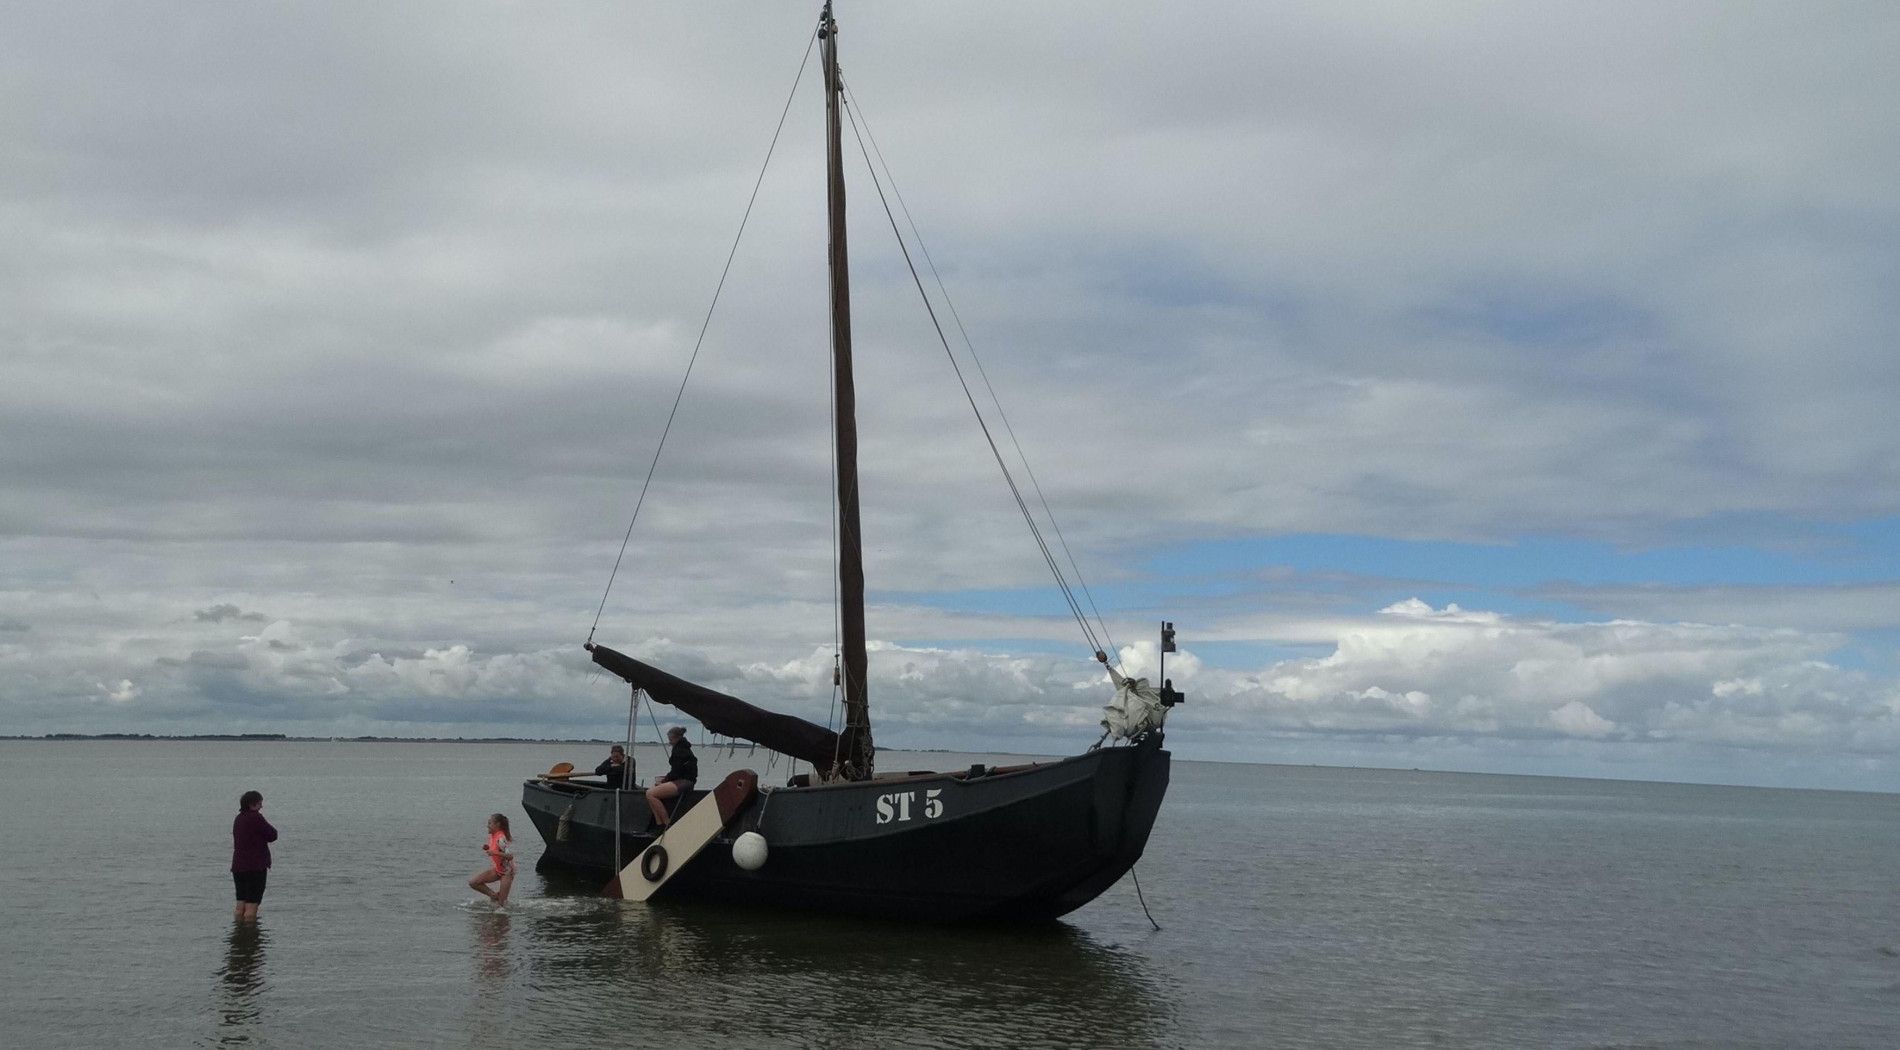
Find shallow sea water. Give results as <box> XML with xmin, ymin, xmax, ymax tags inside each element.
<box><xmin>3</xmin><ymin>740</ymin><xmax>1899</xmax><ymax>1048</ymax></box>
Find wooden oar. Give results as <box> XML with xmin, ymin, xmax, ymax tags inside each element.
<box><xmin>539</xmin><ymin>761</ymin><xmax>623</xmax><ymax>783</ymax></box>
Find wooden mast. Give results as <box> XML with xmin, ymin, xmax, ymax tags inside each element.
<box><xmin>822</xmin><ymin>1</ymin><xmax>873</xmax><ymax>779</ymax></box>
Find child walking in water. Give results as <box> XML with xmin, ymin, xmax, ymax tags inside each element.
<box><xmin>468</xmin><ymin>813</ymin><xmax>515</xmax><ymax>907</ymax></box>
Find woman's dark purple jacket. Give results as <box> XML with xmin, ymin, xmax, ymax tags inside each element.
<box><xmin>231</xmin><ymin>809</ymin><xmax>278</xmax><ymax>873</ymax></box>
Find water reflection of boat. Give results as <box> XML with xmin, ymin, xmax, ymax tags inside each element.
<box><xmin>506</xmin><ymin>870</ymin><xmax>1177</xmax><ymax>1048</ymax></box>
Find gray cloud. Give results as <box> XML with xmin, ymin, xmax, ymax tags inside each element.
<box><xmin>1539</xmin><ymin>582</ymin><xmax>1900</xmax><ymax>634</ymax></box>
<box><xmin>195</xmin><ymin>604</ymin><xmax>268</xmax><ymax>624</ymax></box>
<box><xmin>3</xmin><ymin>2</ymin><xmax>1898</xmax><ymax>786</ymax></box>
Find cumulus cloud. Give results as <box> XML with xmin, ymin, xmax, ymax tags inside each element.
<box><xmin>1170</xmin><ymin>600</ymin><xmax>1897</xmax><ymax>758</ymax></box>
<box><xmin>1550</xmin><ymin>701</ymin><xmax>1616</xmax><ymax>738</ymax></box>
<box><xmin>9</xmin><ymin>585</ymin><xmax>1895</xmax><ymax>782</ymax></box>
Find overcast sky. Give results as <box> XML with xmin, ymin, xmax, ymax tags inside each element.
<box><xmin>5</xmin><ymin>2</ymin><xmax>1898</xmax><ymax>791</ymax></box>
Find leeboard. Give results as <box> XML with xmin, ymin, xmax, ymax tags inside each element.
<box><xmin>607</xmin><ymin>770</ymin><xmax>757</xmax><ymax>902</ymax></box>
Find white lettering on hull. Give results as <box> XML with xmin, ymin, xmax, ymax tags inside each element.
<box><xmin>874</xmin><ymin>788</ymin><xmax>946</xmax><ymax>825</ymax></box>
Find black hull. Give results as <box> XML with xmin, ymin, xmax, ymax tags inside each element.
<box><xmin>522</xmin><ymin>735</ymin><xmax>1170</xmax><ymax>922</ymax></box>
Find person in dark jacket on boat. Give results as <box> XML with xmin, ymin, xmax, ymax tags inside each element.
<box><xmin>231</xmin><ymin>790</ymin><xmax>277</xmax><ymax>922</ymax></box>
<box><xmin>646</xmin><ymin>726</ymin><xmax>698</xmax><ymax>828</ymax></box>
<box><xmin>595</xmin><ymin>744</ymin><xmax>632</xmax><ymax>790</ymax></box>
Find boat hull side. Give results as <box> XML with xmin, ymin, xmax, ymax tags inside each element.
<box><xmin>521</xmin><ymin>736</ymin><xmax>1170</xmax><ymax>922</ymax></box>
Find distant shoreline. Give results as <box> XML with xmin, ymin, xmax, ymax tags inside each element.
<box><xmin>0</xmin><ymin>734</ymin><xmax>943</xmax><ymax>750</ymax></box>
<box><xmin>3</xmin><ymin>733</ymin><xmax>616</xmax><ymax>743</ymax></box>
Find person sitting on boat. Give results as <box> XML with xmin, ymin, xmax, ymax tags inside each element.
<box><xmin>646</xmin><ymin>726</ymin><xmax>698</xmax><ymax>828</ymax></box>
<box><xmin>595</xmin><ymin>743</ymin><xmax>632</xmax><ymax>790</ymax></box>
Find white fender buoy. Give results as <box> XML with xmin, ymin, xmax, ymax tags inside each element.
<box><xmin>732</xmin><ymin>831</ymin><xmax>769</xmax><ymax>871</ymax></box>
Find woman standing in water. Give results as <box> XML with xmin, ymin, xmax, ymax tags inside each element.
<box><xmin>231</xmin><ymin>790</ymin><xmax>277</xmax><ymax>922</ymax></box>
<box><xmin>468</xmin><ymin>813</ymin><xmax>515</xmax><ymax>907</ymax></box>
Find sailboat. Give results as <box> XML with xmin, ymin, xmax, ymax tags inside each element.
<box><xmin>521</xmin><ymin>2</ymin><xmax>1177</xmax><ymax>923</ymax></box>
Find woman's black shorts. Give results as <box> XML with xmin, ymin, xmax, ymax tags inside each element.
<box><xmin>233</xmin><ymin>870</ymin><xmax>268</xmax><ymax>904</ymax></box>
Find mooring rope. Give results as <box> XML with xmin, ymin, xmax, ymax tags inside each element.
<box><xmin>1131</xmin><ymin>867</ymin><xmax>1161</xmax><ymax>931</ymax></box>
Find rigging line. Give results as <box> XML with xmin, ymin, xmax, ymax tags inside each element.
<box><xmin>840</xmin><ymin>93</ymin><xmax>1105</xmax><ymax>659</ymax></box>
<box><xmin>841</xmin><ymin>85</ymin><xmax>1114</xmax><ymax>667</ymax></box>
<box><xmin>828</xmin><ymin>669</ymin><xmax>845</xmax><ymax>775</ymax></box>
<box><xmin>845</xmin><ymin>90</ymin><xmax>1122</xmax><ymax>664</ymax></box>
<box><xmin>634</xmin><ymin>683</ymin><xmax>649</xmax><ymax>774</ymax></box>
<box><xmin>645</xmin><ymin>699</ymin><xmax>668</xmax><ymax>753</ymax></box>
<box><xmin>842</xmin><ymin>93</ymin><xmax>1100</xmax><ymax>656</ymax></box>
<box><xmin>588</xmin><ymin>23</ymin><xmax>822</xmax><ymax>642</ymax></box>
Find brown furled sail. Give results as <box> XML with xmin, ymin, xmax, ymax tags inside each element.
<box><xmin>586</xmin><ymin>643</ymin><xmax>841</xmax><ymax>770</ymax></box>
<box><xmin>821</xmin><ymin>1</ymin><xmax>874</xmax><ymax>779</ymax></box>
